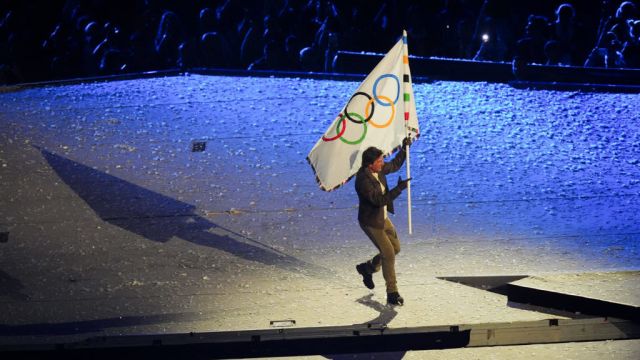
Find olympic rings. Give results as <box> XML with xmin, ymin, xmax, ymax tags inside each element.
<box><xmin>319</xmin><ymin>73</ymin><xmax>400</xmax><ymax>145</ymax></box>
<box><xmin>321</xmin><ymin>113</ymin><xmax>347</xmax><ymax>142</ymax></box>
<box><xmin>372</xmin><ymin>74</ymin><xmax>400</xmax><ymax>106</ymax></box>
<box><xmin>336</xmin><ymin>112</ymin><xmax>367</xmax><ymax>145</ymax></box>
<box><xmin>345</xmin><ymin>92</ymin><xmax>374</xmax><ymax>124</ymax></box>
<box><xmin>365</xmin><ymin>95</ymin><xmax>395</xmax><ymax>128</ymax></box>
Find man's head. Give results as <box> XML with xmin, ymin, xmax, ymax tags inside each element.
<box><xmin>362</xmin><ymin>147</ymin><xmax>384</xmax><ymax>173</ymax></box>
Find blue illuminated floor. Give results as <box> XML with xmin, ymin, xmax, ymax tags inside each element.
<box><xmin>0</xmin><ymin>75</ymin><xmax>639</xmax><ymax>357</ymax></box>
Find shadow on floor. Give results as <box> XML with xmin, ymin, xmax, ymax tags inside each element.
<box><xmin>322</xmin><ymin>294</ymin><xmax>406</xmax><ymax>360</ymax></box>
<box><xmin>355</xmin><ymin>293</ymin><xmax>399</xmax><ymax>326</ymax></box>
<box><xmin>0</xmin><ymin>269</ymin><xmax>29</xmax><ymax>301</ymax></box>
<box><xmin>38</xmin><ymin>147</ymin><xmax>329</xmax><ymax>275</ymax></box>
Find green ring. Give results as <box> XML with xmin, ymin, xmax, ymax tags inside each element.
<box><xmin>336</xmin><ymin>112</ymin><xmax>367</xmax><ymax>145</ymax></box>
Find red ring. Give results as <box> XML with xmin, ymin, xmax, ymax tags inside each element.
<box><xmin>322</xmin><ymin>114</ymin><xmax>347</xmax><ymax>142</ymax></box>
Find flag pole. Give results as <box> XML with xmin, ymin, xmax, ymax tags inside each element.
<box><xmin>402</xmin><ymin>30</ymin><xmax>413</xmax><ymax>235</ymax></box>
<box><xmin>406</xmin><ymin>134</ymin><xmax>412</xmax><ymax>235</ymax></box>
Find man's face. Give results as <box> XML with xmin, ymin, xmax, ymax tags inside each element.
<box><xmin>368</xmin><ymin>156</ymin><xmax>384</xmax><ymax>173</ymax></box>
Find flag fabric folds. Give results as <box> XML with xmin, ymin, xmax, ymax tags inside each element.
<box><xmin>307</xmin><ymin>32</ymin><xmax>420</xmax><ymax>191</ymax></box>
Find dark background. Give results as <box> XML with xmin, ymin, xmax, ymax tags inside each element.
<box><xmin>1</xmin><ymin>0</ymin><xmax>637</xmax><ymax>84</ymax></box>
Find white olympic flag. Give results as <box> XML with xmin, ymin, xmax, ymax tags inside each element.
<box><xmin>307</xmin><ymin>31</ymin><xmax>420</xmax><ymax>191</ymax></box>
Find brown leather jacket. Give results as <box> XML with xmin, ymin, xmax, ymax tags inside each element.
<box><xmin>355</xmin><ymin>148</ymin><xmax>406</xmax><ymax>229</ymax></box>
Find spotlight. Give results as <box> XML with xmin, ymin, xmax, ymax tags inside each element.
<box><xmin>482</xmin><ymin>34</ymin><xmax>490</xmax><ymax>42</ymax></box>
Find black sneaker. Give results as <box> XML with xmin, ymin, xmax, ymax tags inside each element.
<box><xmin>387</xmin><ymin>292</ymin><xmax>404</xmax><ymax>306</ymax></box>
<box><xmin>356</xmin><ymin>263</ymin><xmax>374</xmax><ymax>289</ymax></box>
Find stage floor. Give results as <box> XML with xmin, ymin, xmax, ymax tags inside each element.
<box><xmin>1</xmin><ymin>74</ymin><xmax>639</xmax><ymax>358</ymax></box>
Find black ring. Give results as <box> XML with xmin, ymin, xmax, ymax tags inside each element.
<box><xmin>345</xmin><ymin>92</ymin><xmax>374</xmax><ymax>124</ymax></box>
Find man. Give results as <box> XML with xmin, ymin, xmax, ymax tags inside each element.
<box><xmin>355</xmin><ymin>138</ymin><xmax>411</xmax><ymax>306</ymax></box>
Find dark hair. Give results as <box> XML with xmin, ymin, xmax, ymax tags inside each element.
<box><xmin>362</xmin><ymin>147</ymin><xmax>383</xmax><ymax>167</ymax></box>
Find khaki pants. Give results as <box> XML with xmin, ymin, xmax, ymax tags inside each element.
<box><xmin>359</xmin><ymin>218</ymin><xmax>401</xmax><ymax>293</ymax></box>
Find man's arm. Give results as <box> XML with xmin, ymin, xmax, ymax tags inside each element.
<box><xmin>382</xmin><ymin>146</ymin><xmax>406</xmax><ymax>175</ymax></box>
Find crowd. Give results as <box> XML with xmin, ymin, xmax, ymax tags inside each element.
<box><xmin>1</xmin><ymin>0</ymin><xmax>639</xmax><ymax>84</ymax></box>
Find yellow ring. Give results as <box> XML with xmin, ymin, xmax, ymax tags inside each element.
<box><xmin>365</xmin><ymin>95</ymin><xmax>394</xmax><ymax>128</ymax></box>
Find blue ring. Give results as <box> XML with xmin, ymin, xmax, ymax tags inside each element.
<box><xmin>372</xmin><ymin>74</ymin><xmax>400</xmax><ymax>107</ymax></box>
